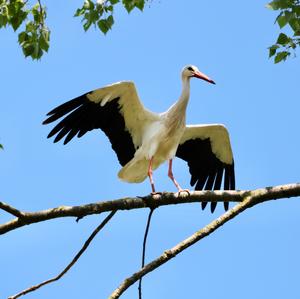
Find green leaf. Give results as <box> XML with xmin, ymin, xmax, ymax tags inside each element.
<box><xmin>294</xmin><ymin>30</ymin><xmax>300</xmax><ymax>36</ymax></box>
<box><xmin>276</xmin><ymin>32</ymin><xmax>289</xmax><ymax>44</ymax></box>
<box><xmin>135</xmin><ymin>0</ymin><xmax>145</xmax><ymax>11</ymax></box>
<box><xmin>289</xmin><ymin>17</ymin><xmax>300</xmax><ymax>31</ymax></box>
<box><xmin>89</xmin><ymin>10</ymin><xmax>99</xmax><ymax>22</ymax></box>
<box><xmin>266</xmin><ymin>0</ymin><xmax>294</xmax><ymax>10</ymax></box>
<box><xmin>83</xmin><ymin>19</ymin><xmax>92</xmax><ymax>31</ymax></box>
<box><xmin>0</xmin><ymin>14</ymin><xmax>9</xmax><ymax>28</ymax></box>
<box><xmin>31</xmin><ymin>3</ymin><xmax>41</xmax><ymax>23</ymax></box>
<box><xmin>74</xmin><ymin>7</ymin><xmax>86</xmax><ymax>17</ymax></box>
<box><xmin>97</xmin><ymin>17</ymin><xmax>113</xmax><ymax>34</ymax></box>
<box><xmin>18</xmin><ymin>30</ymin><xmax>28</xmax><ymax>43</ymax></box>
<box><xmin>289</xmin><ymin>39</ymin><xmax>297</xmax><ymax>48</ymax></box>
<box><xmin>277</xmin><ymin>14</ymin><xmax>288</xmax><ymax>28</ymax></box>
<box><xmin>33</xmin><ymin>41</ymin><xmax>43</xmax><ymax>59</ymax></box>
<box><xmin>0</xmin><ymin>3</ymin><xmax>9</xmax><ymax>27</ymax></box>
<box><xmin>84</xmin><ymin>0</ymin><xmax>94</xmax><ymax>10</ymax></box>
<box><xmin>22</xmin><ymin>42</ymin><xmax>35</xmax><ymax>57</ymax></box>
<box><xmin>122</xmin><ymin>0</ymin><xmax>145</xmax><ymax>12</ymax></box>
<box><xmin>107</xmin><ymin>15</ymin><xmax>114</xmax><ymax>27</ymax></box>
<box><xmin>274</xmin><ymin>50</ymin><xmax>290</xmax><ymax>63</ymax></box>
<box><xmin>109</xmin><ymin>0</ymin><xmax>119</xmax><ymax>5</ymax></box>
<box><xmin>104</xmin><ymin>5</ymin><xmax>113</xmax><ymax>12</ymax></box>
<box><xmin>269</xmin><ymin>44</ymin><xmax>279</xmax><ymax>57</ymax></box>
<box><xmin>123</xmin><ymin>0</ymin><xmax>135</xmax><ymax>12</ymax></box>
<box><xmin>10</xmin><ymin>10</ymin><xmax>28</xmax><ymax>31</ymax></box>
<box><xmin>25</xmin><ymin>21</ymin><xmax>36</xmax><ymax>32</ymax></box>
<box><xmin>0</xmin><ymin>144</ymin><xmax>3</xmax><ymax>150</ymax></box>
<box><xmin>293</xmin><ymin>5</ymin><xmax>300</xmax><ymax>16</ymax></box>
<box><xmin>39</xmin><ymin>28</ymin><xmax>50</xmax><ymax>51</ymax></box>
<box><xmin>266</xmin><ymin>1</ymin><xmax>280</xmax><ymax>10</ymax></box>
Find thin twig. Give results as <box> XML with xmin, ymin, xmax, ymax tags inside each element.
<box><xmin>37</xmin><ymin>0</ymin><xmax>44</xmax><ymax>26</ymax></box>
<box><xmin>138</xmin><ymin>208</ymin><xmax>155</xmax><ymax>299</ymax></box>
<box><xmin>8</xmin><ymin>210</ymin><xmax>117</xmax><ymax>299</ymax></box>
<box><xmin>0</xmin><ymin>202</ymin><xmax>24</xmax><ymax>218</ymax></box>
<box><xmin>108</xmin><ymin>185</ymin><xmax>300</xmax><ymax>299</ymax></box>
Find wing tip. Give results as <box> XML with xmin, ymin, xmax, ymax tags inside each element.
<box><xmin>42</xmin><ymin>118</ymin><xmax>51</xmax><ymax>125</ymax></box>
<box><xmin>224</xmin><ymin>202</ymin><xmax>229</xmax><ymax>211</ymax></box>
<box><xmin>210</xmin><ymin>202</ymin><xmax>217</xmax><ymax>213</ymax></box>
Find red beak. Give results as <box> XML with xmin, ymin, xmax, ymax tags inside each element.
<box><xmin>193</xmin><ymin>71</ymin><xmax>215</xmax><ymax>84</ymax></box>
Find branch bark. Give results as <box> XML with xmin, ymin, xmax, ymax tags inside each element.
<box><xmin>109</xmin><ymin>183</ymin><xmax>300</xmax><ymax>298</ymax></box>
<box><xmin>0</xmin><ymin>202</ymin><xmax>25</xmax><ymax>218</ymax></box>
<box><xmin>138</xmin><ymin>208</ymin><xmax>155</xmax><ymax>299</ymax></box>
<box><xmin>1</xmin><ymin>183</ymin><xmax>300</xmax><ymax>235</ymax></box>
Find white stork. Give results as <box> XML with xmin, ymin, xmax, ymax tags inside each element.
<box><xmin>43</xmin><ymin>65</ymin><xmax>235</xmax><ymax>212</ymax></box>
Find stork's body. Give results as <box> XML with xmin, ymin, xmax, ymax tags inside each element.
<box><xmin>119</xmin><ymin>75</ymin><xmax>190</xmax><ymax>186</ymax></box>
<box><xmin>43</xmin><ymin>65</ymin><xmax>235</xmax><ymax>212</ymax></box>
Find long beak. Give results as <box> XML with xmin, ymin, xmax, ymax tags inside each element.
<box><xmin>193</xmin><ymin>71</ymin><xmax>215</xmax><ymax>84</ymax></box>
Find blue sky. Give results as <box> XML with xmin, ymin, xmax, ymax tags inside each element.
<box><xmin>1</xmin><ymin>1</ymin><xmax>300</xmax><ymax>298</ymax></box>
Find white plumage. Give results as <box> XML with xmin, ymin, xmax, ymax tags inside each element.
<box><xmin>43</xmin><ymin>65</ymin><xmax>235</xmax><ymax>212</ymax></box>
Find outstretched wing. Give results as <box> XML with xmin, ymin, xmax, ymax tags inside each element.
<box><xmin>43</xmin><ymin>81</ymin><xmax>158</xmax><ymax>166</ymax></box>
<box><xmin>176</xmin><ymin>124</ymin><xmax>235</xmax><ymax>213</ymax></box>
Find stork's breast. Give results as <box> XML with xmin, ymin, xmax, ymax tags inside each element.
<box><xmin>155</xmin><ymin>128</ymin><xmax>184</xmax><ymax>161</ymax></box>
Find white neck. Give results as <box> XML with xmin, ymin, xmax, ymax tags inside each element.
<box><xmin>168</xmin><ymin>76</ymin><xmax>190</xmax><ymax>115</ymax></box>
<box><xmin>163</xmin><ymin>76</ymin><xmax>191</xmax><ymax>137</ymax></box>
<box><xmin>179</xmin><ymin>76</ymin><xmax>191</xmax><ymax>109</ymax></box>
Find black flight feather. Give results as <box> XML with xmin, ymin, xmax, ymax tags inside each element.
<box><xmin>176</xmin><ymin>137</ymin><xmax>235</xmax><ymax>213</ymax></box>
<box><xmin>43</xmin><ymin>93</ymin><xmax>136</xmax><ymax>166</ymax></box>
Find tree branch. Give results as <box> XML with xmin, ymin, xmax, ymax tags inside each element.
<box><xmin>3</xmin><ymin>183</ymin><xmax>300</xmax><ymax>299</ymax></box>
<box><xmin>0</xmin><ymin>202</ymin><xmax>25</xmax><ymax>218</ymax></box>
<box><xmin>108</xmin><ymin>183</ymin><xmax>300</xmax><ymax>298</ymax></box>
<box><xmin>138</xmin><ymin>208</ymin><xmax>155</xmax><ymax>299</ymax></box>
<box><xmin>1</xmin><ymin>183</ymin><xmax>300</xmax><ymax>235</ymax></box>
<box><xmin>8</xmin><ymin>210</ymin><xmax>117</xmax><ymax>299</ymax></box>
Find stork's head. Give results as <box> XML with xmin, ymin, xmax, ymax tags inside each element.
<box><xmin>182</xmin><ymin>65</ymin><xmax>215</xmax><ymax>84</ymax></box>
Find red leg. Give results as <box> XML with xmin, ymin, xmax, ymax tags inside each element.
<box><xmin>148</xmin><ymin>157</ymin><xmax>156</xmax><ymax>193</ymax></box>
<box><xmin>168</xmin><ymin>159</ymin><xmax>190</xmax><ymax>194</ymax></box>
<box><xmin>168</xmin><ymin>159</ymin><xmax>182</xmax><ymax>190</ymax></box>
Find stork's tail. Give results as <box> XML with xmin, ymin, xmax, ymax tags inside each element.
<box><xmin>118</xmin><ymin>158</ymin><xmax>149</xmax><ymax>183</ymax></box>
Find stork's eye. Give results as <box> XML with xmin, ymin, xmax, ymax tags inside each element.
<box><xmin>187</xmin><ymin>67</ymin><xmax>194</xmax><ymax>71</ymax></box>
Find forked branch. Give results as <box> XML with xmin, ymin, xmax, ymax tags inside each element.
<box><xmin>109</xmin><ymin>183</ymin><xmax>300</xmax><ymax>298</ymax></box>
<box><xmin>0</xmin><ymin>202</ymin><xmax>25</xmax><ymax>218</ymax></box>
<box><xmin>3</xmin><ymin>183</ymin><xmax>300</xmax><ymax>299</ymax></box>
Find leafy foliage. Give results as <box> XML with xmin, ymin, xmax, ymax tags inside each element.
<box><xmin>3</xmin><ymin>1</ymin><xmax>299</xmax><ymax>63</ymax></box>
<box><xmin>0</xmin><ymin>0</ymin><xmax>50</xmax><ymax>60</ymax></box>
<box><xmin>0</xmin><ymin>144</ymin><xmax>3</xmax><ymax>150</ymax></box>
<box><xmin>0</xmin><ymin>0</ymin><xmax>147</xmax><ymax>60</ymax></box>
<box><xmin>74</xmin><ymin>0</ymin><xmax>146</xmax><ymax>34</ymax></box>
<box><xmin>267</xmin><ymin>0</ymin><xmax>300</xmax><ymax>63</ymax></box>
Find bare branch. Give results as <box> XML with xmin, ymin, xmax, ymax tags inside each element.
<box><xmin>1</xmin><ymin>184</ymin><xmax>300</xmax><ymax>235</ymax></box>
<box><xmin>8</xmin><ymin>211</ymin><xmax>117</xmax><ymax>299</ymax></box>
<box><xmin>0</xmin><ymin>190</ymin><xmax>246</xmax><ymax>235</ymax></box>
<box><xmin>0</xmin><ymin>202</ymin><xmax>25</xmax><ymax>218</ymax></box>
<box><xmin>109</xmin><ymin>184</ymin><xmax>300</xmax><ymax>298</ymax></box>
<box><xmin>138</xmin><ymin>208</ymin><xmax>155</xmax><ymax>299</ymax></box>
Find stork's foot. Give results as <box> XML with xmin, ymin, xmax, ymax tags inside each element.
<box><xmin>176</xmin><ymin>189</ymin><xmax>191</xmax><ymax>196</ymax></box>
